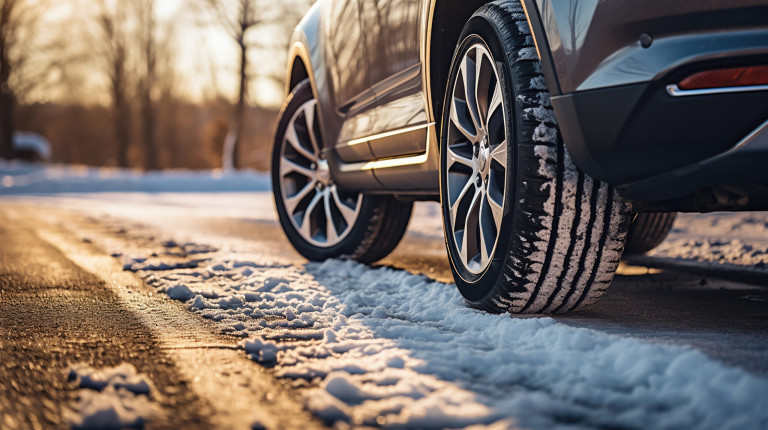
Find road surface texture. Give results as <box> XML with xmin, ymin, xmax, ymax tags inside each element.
<box><xmin>0</xmin><ymin>164</ymin><xmax>767</xmax><ymax>429</ymax></box>
<box><xmin>0</xmin><ymin>207</ymin><xmax>323</xmax><ymax>429</ymax></box>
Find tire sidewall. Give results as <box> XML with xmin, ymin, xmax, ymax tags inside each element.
<box><xmin>440</xmin><ymin>16</ymin><xmax>521</xmax><ymax>304</ymax></box>
<box><xmin>271</xmin><ymin>80</ymin><xmax>379</xmax><ymax>261</ymax></box>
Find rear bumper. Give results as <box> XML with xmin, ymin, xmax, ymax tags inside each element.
<box><xmin>619</xmin><ymin>119</ymin><xmax>768</xmax><ymax>202</ymax></box>
<box><xmin>553</xmin><ymin>76</ymin><xmax>768</xmax><ymax>202</ymax></box>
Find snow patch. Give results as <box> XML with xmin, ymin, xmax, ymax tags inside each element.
<box><xmin>67</xmin><ymin>363</ymin><xmax>159</xmax><ymax>429</ymax></box>
<box><xmin>532</xmin><ymin>124</ymin><xmax>558</xmax><ymax>144</ymax></box>
<box><xmin>91</xmin><ymin>232</ymin><xmax>768</xmax><ymax>429</ymax></box>
<box><xmin>518</xmin><ymin>47</ymin><xmax>538</xmax><ymax>61</ymax></box>
<box><xmin>529</xmin><ymin>76</ymin><xmax>548</xmax><ymax>90</ymax></box>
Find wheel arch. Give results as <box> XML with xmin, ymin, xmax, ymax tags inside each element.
<box><xmin>284</xmin><ymin>2</ymin><xmax>323</xmax><ymax>98</ymax></box>
<box><xmin>426</xmin><ymin>0</ymin><xmax>561</xmax><ymax>139</ymax></box>
<box><xmin>287</xmin><ymin>54</ymin><xmax>309</xmax><ymax>96</ymax></box>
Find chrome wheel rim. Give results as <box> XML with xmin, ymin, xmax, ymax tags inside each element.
<box><xmin>445</xmin><ymin>43</ymin><xmax>508</xmax><ymax>274</ymax></box>
<box><xmin>279</xmin><ymin>100</ymin><xmax>363</xmax><ymax>248</ymax></box>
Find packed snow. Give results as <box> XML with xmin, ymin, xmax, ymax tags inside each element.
<box><xmin>66</xmin><ymin>363</ymin><xmax>159</xmax><ymax>429</ymax></box>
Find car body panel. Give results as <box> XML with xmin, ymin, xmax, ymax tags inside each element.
<box><xmin>532</xmin><ymin>0</ymin><xmax>768</xmax><ymax>93</ymax></box>
<box><xmin>285</xmin><ymin>0</ymin><xmax>768</xmax><ymax>206</ymax></box>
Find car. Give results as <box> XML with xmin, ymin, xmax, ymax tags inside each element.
<box><xmin>271</xmin><ymin>0</ymin><xmax>768</xmax><ymax>313</ymax></box>
<box><xmin>13</xmin><ymin>132</ymin><xmax>52</xmax><ymax>163</ymax></box>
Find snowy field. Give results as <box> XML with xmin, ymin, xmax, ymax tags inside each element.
<box><xmin>2</xmin><ymin>162</ymin><xmax>768</xmax><ymax>429</ymax></box>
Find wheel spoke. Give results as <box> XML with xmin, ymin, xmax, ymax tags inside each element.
<box><xmin>460</xmin><ymin>187</ymin><xmax>482</xmax><ymax>267</ymax></box>
<box><xmin>284</xmin><ymin>179</ymin><xmax>317</xmax><ymax>214</ymax></box>
<box><xmin>323</xmin><ymin>190</ymin><xmax>338</xmax><ymax>243</ymax></box>
<box><xmin>447</xmin><ymin>145</ymin><xmax>474</xmax><ymax>169</ymax></box>
<box><xmin>285</xmin><ymin>125</ymin><xmax>317</xmax><ymax>162</ymax></box>
<box><xmin>491</xmin><ymin>139</ymin><xmax>507</xmax><ymax>167</ymax></box>
<box><xmin>299</xmin><ymin>191</ymin><xmax>323</xmax><ymax>239</ymax></box>
<box><xmin>479</xmin><ymin>195</ymin><xmax>490</xmax><ymax>265</ymax></box>
<box><xmin>303</xmin><ymin>101</ymin><xmax>321</xmax><ymax>157</ymax></box>
<box><xmin>450</xmin><ymin>178</ymin><xmax>475</xmax><ymax>228</ymax></box>
<box><xmin>331</xmin><ymin>186</ymin><xmax>358</xmax><ymax>227</ymax></box>
<box><xmin>460</xmin><ymin>52</ymin><xmax>482</xmax><ymax>135</ymax></box>
<box><xmin>449</xmin><ymin>101</ymin><xmax>478</xmax><ymax>142</ymax></box>
<box><xmin>487</xmin><ymin>81</ymin><xmax>503</xmax><ymax>122</ymax></box>
<box><xmin>476</xmin><ymin>50</ymin><xmax>492</xmax><ymax>125</ymax></box>
<box><xmin>487</xmin><ymin>191</ymin><xmax>504</xmax><ymax>232</ymax></box>
<box><xmin>281</xmin><ymin>157</ymin><xmax>316</xmax><ymax>180</ymax></box>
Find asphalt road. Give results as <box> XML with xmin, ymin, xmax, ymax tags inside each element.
<box><xmin>1</xmin><ymin>199</ymin><xmax>768</xmax><ymax>429</ymax></box>
<box><xmin>0</xmin><ymin>208</ymin><xmax>323</xmax><ymax>430</ymax></box>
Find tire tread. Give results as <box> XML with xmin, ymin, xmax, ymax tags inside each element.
<box><xmin>461</xmin><ymin>0</ymin><xmax>631</xmax><ymax>314</ymax></box>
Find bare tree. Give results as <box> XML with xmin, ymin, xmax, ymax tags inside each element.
<box><xmin>194</xmin><ymin>0</ymin><xmax>310</xmax><ymax>170</ymax></box>
<box><xmin>97</xmin><ymin>0</ymin><xmax>132</xmax><ymax>167</ymax></box>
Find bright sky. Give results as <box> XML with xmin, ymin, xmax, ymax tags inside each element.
<box><xmin>156</xmin><ymin>0</ymin><xmax>283</xmax><ymax>107</ymax></box>
<box><xmin>33</xmin><ymin>0</ymin><xmax>297</xmax><ymax>108</ymax></box>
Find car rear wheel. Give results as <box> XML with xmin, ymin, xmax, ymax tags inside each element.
<box><xmin>272</xmin><ymin>80</ymin><xmax>413</xmax><ymax>263</ymax></box>
<box><xmin>624</xmin><ymin>212</ymin><xmax>677</xmax><ymax>255</ymax></box>
<box><xmin>440</xmin><ymin>0</ymin><xmax>632</xmax><ymax>314</ymax></box>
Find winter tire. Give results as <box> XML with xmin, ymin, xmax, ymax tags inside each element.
<box><xmin>624</xmin><ymin>212</ymin><xmax>677</xmax><ymax>255</ymax></box>
<box><xmin>273</xmin><ymin>80</ymin><xmax>413</xmax><ymax>263</ymax></box>
<box><xmin>440</xmin><ymin>0</ymin><xmax>631</xmax><ymax>314</ymax></box>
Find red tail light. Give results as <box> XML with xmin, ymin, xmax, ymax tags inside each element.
<box><xmin>678</xmin><ymin>65</ymin><xmax>768</xmax><ymax>90</ymax></box>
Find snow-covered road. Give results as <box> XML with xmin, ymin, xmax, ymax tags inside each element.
<box><xmin>2</xmin><ymin>162</ymin><xmax>768</xmax><ymax>429</ymax></box>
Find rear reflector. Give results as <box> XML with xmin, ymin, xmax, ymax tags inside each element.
<box><xmin>678</xmin><ymin>65</ymin><xmax>768</xmax><ymax>90</ymax></box>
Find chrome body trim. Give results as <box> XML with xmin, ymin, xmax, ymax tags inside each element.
<box><xmin>666</xmin><ymin>83</ymin><xmax>768</xmax><ymax>97</ymax></box>
<box><xmin>338</xmin><ymin>123</ymin><xmax>435</xmax><ymax>172</ymax></box>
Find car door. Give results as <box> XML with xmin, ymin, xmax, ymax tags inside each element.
<box><xmin>321</xmin><ymin>0</ymin><xmax>377</xmax><ymax>162</ymax></box>
<box><xmin>360</xmin><ymin>0</ymin><xmax>429</xmax><ymax>159</ymax></box>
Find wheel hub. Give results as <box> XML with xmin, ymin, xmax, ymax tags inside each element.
<box><xmin>316</xmin><ymin>159</ymin><xmax>331</xmax><ymax>187</ymax></box>
<box><xmin>476</xmin><ymin>138</ymin><xmax>489</xmax><ymax>175</ymax></box>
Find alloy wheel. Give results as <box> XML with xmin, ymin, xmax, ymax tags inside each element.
<box><xmin>445</xmin><ymin>43</ymin><xmax>508</xmax><ymax>274</ymax></box>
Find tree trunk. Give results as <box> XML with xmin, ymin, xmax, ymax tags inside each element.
<box><xmin>0</xmin><ymin>29</ymin><xmax>15</xmax><ymax>160</ymax></box>
<box><xmin>140</xmin><ymin>0</ymin><xmax>158</xmax><ymax>170</ymax></box>
<box><xmin>141</xmin><ymin>90</ymin><xmax>157</xmax><ymax>170</ymax></box>
<box><xmin>113</xmin><ymin>72</ymin><xmax>130</xmax><ymax>168</ymax></box>
<box><xmin>223</xmin><ymin>39</ymin><xmax>247</xmax><ymax>171</ymax></box>
<box><xmin>0</xmin><ymin>82</ymin><xmax>14</xmax><ymax>160</ymax></box>
<box><xmin>114</xmin><ymin>99</ymin><xmax>131</xmax><ymax>168</ymax></box>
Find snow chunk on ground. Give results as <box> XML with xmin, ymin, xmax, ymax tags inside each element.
<box><xmin>166</xmin><ymin>284</ymin><xmax>195</xmax><ymax>301</ymax></box>
<box><xmin>67</xmin><ymin>363</ymin><xmax>160</xmax><ymax>429</ymax></box>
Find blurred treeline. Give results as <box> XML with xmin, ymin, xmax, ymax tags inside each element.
<box><xmin>0</xmin><ymin>0</ymin><xmax>313</xmax><ymax>171</ymax></box>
